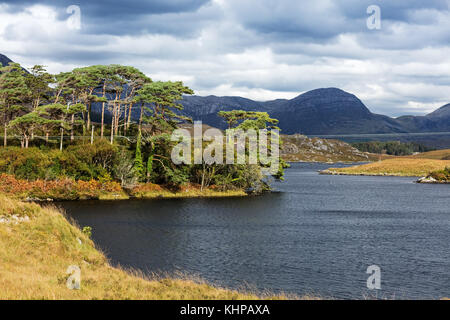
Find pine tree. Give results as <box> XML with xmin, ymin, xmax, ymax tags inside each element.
<box><xmin>0</xmin><ymin>63</ymin><xmax>29</xmax><ymax>146</ymax></box>
<box><xmin>146</xmin><ymin>153</ymin><xmax>153</xmax><ymax>182</ymax></box>
<box><xmin>133</xmin><ymin>130</ymin><xmax>144</xmax><ymax>180</ymax></box>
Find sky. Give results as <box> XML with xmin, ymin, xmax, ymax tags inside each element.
<box><xmin>0</xmin><ymin>0</ymin><xmax>449</xmax><ymax>116</ymax></box>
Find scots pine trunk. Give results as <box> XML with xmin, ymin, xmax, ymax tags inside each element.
<box><xmin>87</xmin><ymin>102</ymin><xmax>91</xmax><ymax>131</ymax></box>
<box><xmin>139</xmin><ymin>103</ymin><xmax>144</xmax><ymax>131</ymax></box>
<box><xmin>3</xmin><ymin>124</ymin><xmax>7</xmax><ymax>147</ymax></box>
<box><xmin>71</xmin><ymin>114</ymin><xmax>75</xmax><ymax>141</ymax></box>
<box><xmin>60</xmin><ymin>128</ymin><xmax>64</xmax><ymax>151</ymax></box>
<box><xmin>127</xmin><ymin>103</ymin><xmax>133</xmax><ymax>133</ymax></box>
<box><xmin>101</xmin><ymin>84</ymin><xmax>106</xmax><ymax>138</ymax></box>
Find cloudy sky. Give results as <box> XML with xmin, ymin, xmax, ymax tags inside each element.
<box><xmin>0</xmin><ymin>0</ymin><xmax>449</xmax><ymax>116</ymax></box>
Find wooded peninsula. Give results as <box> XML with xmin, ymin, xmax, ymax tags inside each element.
<box><xmin>0</xmin><ymin>63</ymin><xmax>284</xmax><ymax>200</ymax></box>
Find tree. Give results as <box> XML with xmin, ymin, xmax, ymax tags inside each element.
<box><xmin>9</xmin><ymin>112</ymin><xmax>47</xmax><ymax>148</ymax></box>
<box><xmin>146</xmin><ymin>154</ymin><xmax>153</xmax><ymax>182</ymax></box>
<box><xmin>0</xmin><ymin>63</ymin><xmax>30</xmax><ymax>146</ymax></box>
<box><xmin>218</xmin><ymin>110</ymin><xmax>249</xmax><ymax>129</ymax></box>
<box><xmin>115</xmin><ymin>66</ymin><xmax>151</xmax><ymax>134</ymax></box>
<box><xmin>25</xmin><ymin>65</ymin><xmax>54</xmax><ymax>111</ymax></box>
<box><xmin>35</xmin><ymin>105</ymin><xmax>63</xmax><ymax>142</ymax></box>
<box><xmin>72</xmin><ymin>66</ymin><xmax>104</xmax><ymax>131</ymax></box>
<box><xmin>41</xmin><ymin>103</ymin><xmax>85</xmax><ymax>150</ymax></box>
<box><xmin>218</xmin><ymin>110</ymin><xmax>286</xmax><ymax>181</ymax></box>
<box><xmin>133</xmin><ymin>129</ymin><xmax>144</xmax><ymax>180</ymax></box>
<box><xmin>53</xmin><ymin>72</ymin><xmax>77</xmax><ymax>104</ymax></box>
<box><xmin>113</xmin><ymin>148</ymin><xmax>138</xmax><ymax>187</ymax></box>
<box><xmin>137</xmin><ymin>81</ymin><xmax>194</xmax><ymax>134</ymax></box>
<box><xmin>96</xmin><ymin>65</ymin><xmax>114</xmax><ymax>138</ymax></box>
<box><xmin>218</xmin><ymin>110</ymin><xmax>279</xmax><ymax>130</ymax></box>
<box><xmin>107</xmin><ymin>65</ymin><xmax>127</xmax><ymax>142</ymax></box>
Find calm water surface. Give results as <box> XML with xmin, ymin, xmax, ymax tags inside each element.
<box><xmin>60</xmin><ymin>163</ymin><xmax>450</xmax><ymax>299</ymax></box>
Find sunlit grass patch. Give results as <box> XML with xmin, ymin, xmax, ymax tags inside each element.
<box><xmin>323</xmin><ymin>158</ymin><xmax>450</xmax><ymax>177</ymax></box>
<box><xmin>0</xmin><ymin>194</ymin><xmax>292</xmax><ymax>300</ymax></box>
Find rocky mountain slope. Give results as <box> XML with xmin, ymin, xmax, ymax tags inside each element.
<box><xmin>281</xmin><ymin>134</ymin><xmax>373</xmax><ymax>163</ymax></box>
<box><xmin>0</xmin><ymin>54</ymin><xmax>13</xmax><ymax>67</ymax></box>
<box><xmin>180</xmin><ymin>88</ymin><xmax>450</xmax><ymax>135</ymax></box>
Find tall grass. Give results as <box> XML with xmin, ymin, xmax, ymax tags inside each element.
<box><xmin>324</xmin><ymin>158</ymin><xmax>450</xmax><ymax>177</ymax></box>
<box><xmin>0</xmin><ymin>194</ymin><xmax>292</xmax><ymax>300</ymax></box>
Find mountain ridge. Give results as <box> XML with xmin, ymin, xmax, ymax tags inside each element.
<box><xmin>179</xmin><ymin>88</ymin><xmax>450</xmax><ymax>135</ymax></box>
<box><xmin>0</xmin><ymin>54</ymin><xmax>13</xmax><ymax>67</ymax></box>
<box><xmin>1</xmin><ymin>53</ymin><xmax>449</xmax><ymax>135</ymax></box>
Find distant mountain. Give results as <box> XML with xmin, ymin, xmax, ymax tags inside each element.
<box><xmin>179</xmin><ymin>95</ymin><xmax>268</xmax><ymax>128</ymax></box>
<box><xmin>396</xmin><ymin>104</ymin><xmax>450</xmax><ymax>133</ymax></box>
<box><xmin>179</xmin><ymin>88</ymin><xmax>450</xmax><ymax>134</ymax></box>
<box><xmin>1</xmin><ymin>53</ymin><xmax>449</xmax><ymax>135</ymax></box>
<box><xmin>269</xmin><ymin>88</ymin><xmax>406</xmax><ymax>134</ymax></box>
<box><xmin>281</xmin><ymin>134</ymin><xmax>375</xmax><ymax>163</ymax></box>
<box><xmin>0</xmin><ymin>54</ymin><xmax>13</xmax><ymax>67</ymax></box>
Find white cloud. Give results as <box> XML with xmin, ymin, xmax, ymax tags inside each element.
<box><xmin>0</xmin><ymin>1</ymin><xmax>449</xmax><ymax>116</ymax></box>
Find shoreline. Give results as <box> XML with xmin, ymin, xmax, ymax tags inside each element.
<box><xmin>0</xmin><ymin>173</ymin><xmax>249</xmax><ymax>202</ymax></box>
<box><xmin>20</xmin><ymin>189</ymin><xmax>249</xmax><ymax>203</ymax></box>
<box><xmin>0</xmin><ymin>194</ymin><xmax>293</xmax><ymax>300</ymax></box>
<box><xmin>319</xmin><ymin>169</ymin><xmax>420</xmax><ymax>178</ymax></box>
<box><xmin>320</xmin><ymin>169</ymin><xmax>450</xmax><ymax>184</ymax></box>
<box><xmin>320</xmin><ymin>157</ymin><xmax>450</xmax><ymax>180</ymax></box>
<box><xmin>288</xmin><ymin>160</ymin><xmax>370</xmax><ymax>165</ymax></box>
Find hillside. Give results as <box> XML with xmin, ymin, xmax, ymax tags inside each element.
<box><xmin>397</xmin><ymin>104</ymin><xmax>450</xmax><ymax>133</ymax></box>
<box><xmin>178</xmin><ymin>88</ymin><xmax>450</xmax><ymax>135</ymax></box>
<box><xmin>322</xmin><ymin>158</ymin><xmax>450</xmax><ymax>177</ymax></box>
<box><xmin>271</xmin><ymin>88</ymin><xmax>406</xmax><ymax>135</ymax></box>
<box><xmin>0</xmin><ymin>194</ymin><xmax>292</xmax><ymax>299</ymax></box>
<box><xmin>175</xmin><ymin>124</ymin><xmax>374</xmax><ymax>163</ymax></box>
<box><xmin>0</xmin><ymin>54</ymin><xmax>13</xmax><ymax>67</ymax></box>
<box><xmin>322</xmin><ymin>148</ymin><xmax>450</xmax><ymax>177</ymax></box>
<box><xmin>408</xmin><ymin>149</ymin><xmax>450</xmax><ymax>160</ymax></box>
<box><xmin>281</xmin><ymin>134</ymin><xmax>374</xmax><ymax>163</ymax></box>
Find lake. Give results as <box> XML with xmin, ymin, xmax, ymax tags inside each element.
<box><xmin>59</xmin><ymin>162</ymin><xmax>450</xmax><ymax>299</ymax></box>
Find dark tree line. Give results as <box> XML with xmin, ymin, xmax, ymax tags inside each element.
<box><xmin>352</xmin><ymin>141</ymin><xmax>434</xmax><ymax>156</ymax></box>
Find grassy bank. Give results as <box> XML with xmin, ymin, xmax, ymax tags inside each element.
<box><xmin>0</xmin><ymin>174</ymin><xmax>247</xmax><ymax>201</ymax></box>
<box><xmin>322</xmin><ymin>158</ymin><xmax>450</xmax><ymax>177</ymax></box>
<box><xmin>131</xmin><ymin>183</ymin><xmax>247</xmax><ymax>199</ymax></box>
<box><xmin>409</xmin><ymin>149</ymin><xmax>450</xmax><ymax>160</ymax></box>
<box><xmin>0</xmin><ymin>194</ymin><xmax>293</xmax><ymax>300</ymax></box>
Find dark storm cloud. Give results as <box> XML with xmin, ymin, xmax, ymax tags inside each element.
<box><xmin>1</xmin><ymin>0</ymin><xmax>210</xmax><ymax>15</ymax></box>
<box><xmin>337</xmin><ymin>0</ymin><xmax>449</xmax><ymax>20</ymax></box>
<box><xmin>0</xmin><ymin>0</ymin><xmax>449</xmax><ymax>115</ymax></box>
<box><xmin>1</xmin><ymin>0</ymin><xmax>212</xmax><ymax>35</ymax></box>
<box><xmin>225</xmin><ymin>0</ymin><xmax>450</xmax><ymax>43</ymax></box>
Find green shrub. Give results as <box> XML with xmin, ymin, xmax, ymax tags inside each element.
<box><xmin>0</xmin><ymin>141</ymin><xmax>118</xmax><ymax>182</ymax></box>
<box><xmin>0</xmin><ymin>147</ymin><xmax>51</xmax><ymax>180</ymax></box>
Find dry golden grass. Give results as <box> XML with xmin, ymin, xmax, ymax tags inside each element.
<box><xmin>131</xmin><ymin>183</ymin><xmax>247</xmax><ymax>199</ymax></box>
<box><xmin>132</xmin><ymin>189</ymin><xmax>247</xmax><ymax>199</ymax></box>
<box><xmin>408</xmin><ymin>149</ymin><xmax>450</xmax><ymax>160</ymax></box>
<box><xmin>0</xmin><ymin>194</ymin><xmax>301</xmax><ymax>300</ymax></box>
<box><xmin>324</xmin><ymin>158</ymin><xmax>450</xmax><ymax>177</ymax></box>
